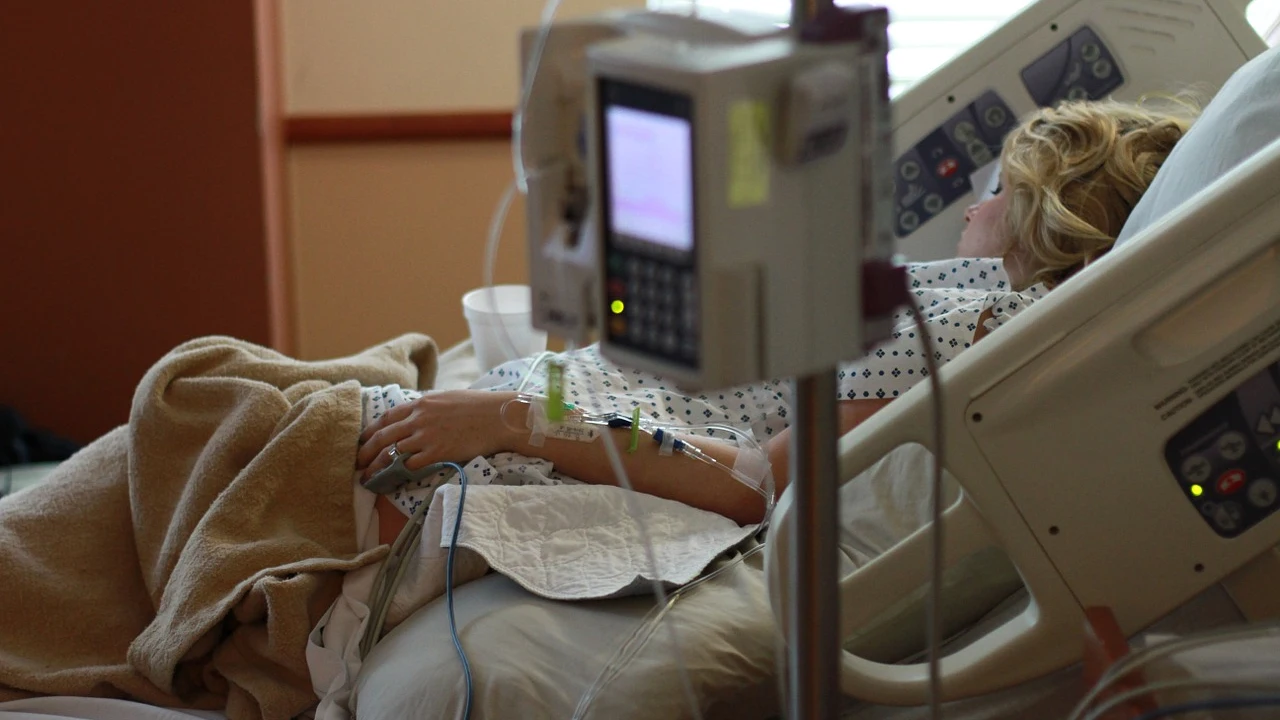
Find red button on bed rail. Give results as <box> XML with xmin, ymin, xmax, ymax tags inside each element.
<box><xmin>1217</xmin><ymin>469</ymin><xmax>1246</xmax><ymax>496</ymax></box>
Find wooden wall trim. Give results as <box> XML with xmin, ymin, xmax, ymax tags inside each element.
<box><xmin>255</xmin><ymin>0</ymin><xmax>296</xmax><ymax>355</ymax></box>
<box><xmin>286</xmin><ymin>112</ymin><xmax>514</xmax><ymax>144</ymax></box>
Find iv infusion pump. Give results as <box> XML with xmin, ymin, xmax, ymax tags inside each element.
<box><xmin>519</xmin><ymin>7</ymin><xmax>898</xmax><ymax>390</ymax></box>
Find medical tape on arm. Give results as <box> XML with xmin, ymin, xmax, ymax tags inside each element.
<box><xmin>658</xmin><ymin>428</ymin><xmax>677</xmax><ymax>456</ymax></box>
<box><xmin>525</xmin><ymin>396</ymin><xmax>549</xmax><ymax>447</ymax></box>
<box><xmin>526</xmin><ymin>396</ymin><xmax>599</xmax><ymax>445</ymax></box>
<box><xmin>733</xmin><ymin>444</ymin><xmax>772</xmax><ymax>491</ymax></box>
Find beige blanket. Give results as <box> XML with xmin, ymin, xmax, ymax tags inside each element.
<box><xmin>0</xmin><ymin>334</ymin><xmax>438</xmax><ymax>719</ymax></box>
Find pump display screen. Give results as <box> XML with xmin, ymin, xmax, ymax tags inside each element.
<box><xmin>604</xmin><ymin>103</ymin><xmax>693</xmax><ymax>251</ymax></box>
<box><xmin>598</xmin><ymin>79</ymin><xmax>699</xmax><ymax>369</ymax></box>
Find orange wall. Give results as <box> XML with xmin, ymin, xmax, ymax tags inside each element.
<box><xmin>0</xmin><ymin>2</ymin><xmax>271</xmax><ymax>443</ymax></box>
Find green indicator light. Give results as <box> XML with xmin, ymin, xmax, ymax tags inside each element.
<box><xmin>611</xmin><ymin>300</ymin><xmax>625</xmax><ymax>315</ymax></box>
<box><xmin>1190</xmin><ymin>484</ymin><xmax>1204</xmax><ymax>497</ymax></box>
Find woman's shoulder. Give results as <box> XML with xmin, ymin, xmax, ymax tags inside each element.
<box><xmin>905</xmin><ymin>257</ymin><xmax>1011</xmax><ymax>292</ymax></box>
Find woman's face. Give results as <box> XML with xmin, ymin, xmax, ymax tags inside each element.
<box><xmin>956</xmin><ymin>190</ymin><xmax>1011</xmax><ymax>259</ymax></box>
<box><xmin>956</xmin><ymin>188</ymin><xmax>1036</xmax><ymax>289</ymax></box>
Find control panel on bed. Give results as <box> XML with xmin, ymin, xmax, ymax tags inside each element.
<box><xmin>893</xmin><ymin>24</ymin><xmax>1125</xmax><ymax>240</ymax></box>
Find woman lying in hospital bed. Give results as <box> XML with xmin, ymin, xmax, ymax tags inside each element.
<box><xmin>289</xmin><ymin>97</ymin><xmax>1200</xmax><ymax>718</ymax></box>
<box><xmin>359</xmin><ymin>97</ymin><xmax>1196</xmax><ymax>544</ymax></box>
<box><xmin>0</xmin><ymin>98</ymin><xmax>1194</xmax><ymax>720</ymax></box>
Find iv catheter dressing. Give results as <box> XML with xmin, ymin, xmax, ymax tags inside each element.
<box><xmin>498</xmin><ymin>392</ymin><xmax>778</xmax><ymax>506</ymax></box>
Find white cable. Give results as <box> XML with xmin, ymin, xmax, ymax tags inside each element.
<box><xmin>573</xmin><ymin>543</ymin><xmax>766</xmax><ymax>718</ymax></box>
<box><xmin>510</xmin><ymin>3</ymin><xmax>699</xmax><ymax>715</ymax></box>
<box><xmin>1083</xmin><ymin>679</ymin><xmax>1280</xmax><ymax>720</ymax></box>
<box><xmin>1067</xmin><ymin>623</ymin><xmax>1280</xmax><ymax>720</ymax></box>
<box><xmin>512</xmin><ymin>0</ymin><xmax>567</xmax><ymax>195</ymax></box>
<box><xmin>483</xmin><ymin>180</ymin><xmax>525</xmax><ymax>367</ymax></box>
<box><xmin>511</xmin><ymin>355</ymin><xmax>707</xmax><ymax>719</ymax></box>
<box><xmin>594</xmin><ymin>419</ymin><xmax>706</xmax><ymax>720</ymax></box>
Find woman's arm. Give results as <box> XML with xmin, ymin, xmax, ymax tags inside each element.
<box><xmin>762</xmin><ymin>398</ymin><xmax>892</xmax><ymax>494</ymax></box>
<box><xmin>357</xmin><ymin>391</ymin><xmax>766</xmax><ymax>528</ymax></box>
<box><xmin>358</xmin><ymin>391</ymin><xmax>894</xmax><ymax>541</ymax></box>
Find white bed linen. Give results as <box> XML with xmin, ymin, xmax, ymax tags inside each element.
<box><xmin>0</xmin><ymin>697</ymin><xmax>222</xmax><ymax>720</ymax></box>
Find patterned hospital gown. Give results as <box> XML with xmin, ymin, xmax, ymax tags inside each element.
<box><xmin>363</xmin><ymin>258</ymin><xmax>1047</xmax><ymax>517</ymax></box>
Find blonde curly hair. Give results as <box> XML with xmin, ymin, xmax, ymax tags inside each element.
<box><xmin>1000</xmin><ymin>99</ymin><xmax>1197</xmax><ymax>288</ymax></box>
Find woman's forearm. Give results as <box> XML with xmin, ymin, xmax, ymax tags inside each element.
<box><xmin>498</xmin><ymin>400</ymin><xmax>771</xmax><ymax>525</ymax></box>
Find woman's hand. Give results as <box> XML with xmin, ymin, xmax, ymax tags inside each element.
<box><xmin>356</xmin><ymin>390</ymin><xmax>519</xmax><ymax>483</ymax></box>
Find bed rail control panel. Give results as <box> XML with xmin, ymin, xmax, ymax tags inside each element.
<box><xmin>1165</xmin><ymin>359</ymin><xmax>1280</xmax><ymax>538</ymax></box>
<box><xmin>893</xmin><ymin>90</ymin><xmax>1019</xmax><ymax>237</ymax></box>
<box><xmin>1021</xmin><ymin>25</ymin><xmax>1124</xmax><ymax>107</ymax></box>
<box><xmin>893</xmin><ymin>23</ymin><xmax>1125</xmax><ymax>240</ymax></box>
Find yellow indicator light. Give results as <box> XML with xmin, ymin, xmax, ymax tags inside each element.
<box><xmin>1191</xmin><ymin>484</ymin><xmax>1204</xmax><ymax>497</ymax></box>
<box><xmin>611</xmin><ymin>300</ymin><xmax>625</xmax><ymax>315</ymax></box>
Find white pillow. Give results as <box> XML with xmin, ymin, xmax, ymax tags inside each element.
<box><xmin>1115</xmin><ymin>44</ymin><xmax>1280</xmax><ymax>246</ymax></box>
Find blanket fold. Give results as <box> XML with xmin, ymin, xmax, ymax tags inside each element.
<box><xmin>0</xmin><ymin>334</ymin><xmax>438</xmax><ymax>720</ymax></box>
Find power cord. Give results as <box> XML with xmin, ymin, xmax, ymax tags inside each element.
<box><xmin>442</xmin><ymin>461</ymin><xmax>475</xmax><ymax>720</ymax></box>
<box><xmin>357</xmin><ymin>462</ymin><xmax>474</xmax><ymax>719</ymax></box>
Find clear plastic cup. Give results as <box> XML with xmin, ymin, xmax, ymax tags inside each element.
<box><xmin>461</xmin><ymin>285</ymin><xmax>549</xmax><ymax>373</ymax></box>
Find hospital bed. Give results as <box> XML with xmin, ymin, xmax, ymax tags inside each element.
<box><xmin>4</xmin><ymin>3</ymin><xmax>1279</xmax><ymax>720</ymax></box>
<box><xmin>346</xmin><ymin>10</ymin><xmax>1280</xmax><ymax>720</ymax></box>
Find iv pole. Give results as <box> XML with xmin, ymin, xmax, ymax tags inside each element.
<box><xmin>786</xmin><ymin>0</ymin><xmax>860</xmax><ymax>717</ymax></box>
<box><xmin>789</xmin><ymin>372</ymin><xmax>841</xmax><ymax>719</ymax></box>
<box><xmin>787</xmin><ymin>1</ymin><xmax>844</xmax><ymax>716</ymax></box>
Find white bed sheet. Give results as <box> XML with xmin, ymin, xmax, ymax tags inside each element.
<box><xmin>0</xmin><ymin>697</ymin><xmax>223</xmax><ymax>720</ymax></box>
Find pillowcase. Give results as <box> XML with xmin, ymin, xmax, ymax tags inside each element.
<box><xmin>1115</xmin><ymin>44</ymin><xmax>1280</xmax><ymax>246</ymax></box>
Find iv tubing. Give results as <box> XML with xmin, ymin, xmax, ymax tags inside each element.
<box><xmin>596</xmin><ymin>423</ymin><xmax>705</xmax><ymax>720</ymax></box>
<box><xmin>498</xmin><ymin>393</ymin><xmax>777</xmax><ymax>507</ymax></box>
<box><xmin>512</xmin><ymin>0</ymin><xmax>566</xmax><ymax>195</ymax></box>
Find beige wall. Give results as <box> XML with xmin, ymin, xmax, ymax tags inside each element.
<box><xmin>289</xmin><ymin>141</ymin><xmax>528</xmax><ymax>358</ymax></box>
<box><xmin>280</xmin><ymin>0</ymin><xmax>640</xmax><ymax>359</ymax></box>
<box><xmin>282</xmin><ymin>0</ymin><xmax>623</xmax><ymax>114</ymax></box>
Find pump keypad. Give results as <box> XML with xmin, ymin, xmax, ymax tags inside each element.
<box><xmin>1164</xmin><ymin>361</ymin><xmax>1280</xmax><ymax>538</ymax></box>
<box><xmin>605</xmin><ymin>251</ymin><xmax>699</xmax><ymax>367</ymax></box>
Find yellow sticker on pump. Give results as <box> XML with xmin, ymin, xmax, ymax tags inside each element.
<box><xmin>728</xmin><ymin>100</ymin><xmax>771</xmax><ymax>208</ymax></box>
